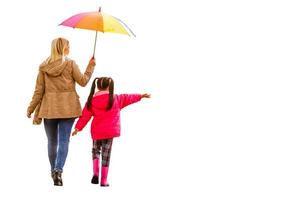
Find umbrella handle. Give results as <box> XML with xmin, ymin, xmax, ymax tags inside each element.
<box><xmin>92</xmin><ymin>31</ymin><xmax>98</xmax><ymax>58</ymax></box>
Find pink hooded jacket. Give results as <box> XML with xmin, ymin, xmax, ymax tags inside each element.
<box><xmin>75</xmin><ymin>91</ymin><xmax>142</xmax><ymax>140</ymax></box>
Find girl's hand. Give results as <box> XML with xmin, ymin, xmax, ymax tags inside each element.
<box><xmin>72</xmin><ymin>128</ymin><xmax>79</xmax><ymax>136</ymax></box>
<box><xmin>141</xmin><ymin>93</ymin><xmax>151</xmax><ymax>98</ymax></box>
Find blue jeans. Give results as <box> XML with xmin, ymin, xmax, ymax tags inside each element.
<box><xmin>44</xmin><ymin>118</ymin><xmax>75</xmax><ymax>172</ymax></box>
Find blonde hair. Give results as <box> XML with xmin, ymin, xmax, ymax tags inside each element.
<box><xmin>46</xmin><ymin>37</ymin><xmax>69</xmax><ymax>64</ymax></box>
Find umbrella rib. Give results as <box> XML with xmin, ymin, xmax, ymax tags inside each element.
<box><xmin>112</xmin><ymin>16</ymin><xmax>136</xmax><ymax>37</ymax></box>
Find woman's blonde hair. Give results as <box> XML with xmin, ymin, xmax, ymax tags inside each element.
<box><xmin>46</xmin><ymin>37</ymin><xmax>69</xmax><ymax>64</ymax></box>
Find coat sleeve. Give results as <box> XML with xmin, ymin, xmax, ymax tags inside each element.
<box><xmin>71</xmin><ymin>60</ymin><xmax>95</xmax><ymax>87</ymax></box>
<box><xmin>75</xmin><ymin>103</ymin><xmax>93</xmax><ymax>131</ymax></box>
<box><xmin>27</xmin><ymin>70</ymin><xmax>45</xmax><ymax>114</ymax></box>
<box><xmin>117</xmin><ymin>94</ymin><xmax>142</xmax><ymax>109</ymax></box>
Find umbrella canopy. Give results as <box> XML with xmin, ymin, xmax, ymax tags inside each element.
<box><xmin>59</xmin><ymin>7</ymin><xmax>135</xmax><ymax>57</ymax></box>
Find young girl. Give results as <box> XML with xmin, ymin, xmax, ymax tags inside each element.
<box><xmin>72</xmin><ymin>77</ymin><xmax>150</xmax><ymax>186</ymax></box>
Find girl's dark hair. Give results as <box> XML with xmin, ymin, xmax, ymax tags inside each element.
<box><xmin>86</xmin><ymin>77</ymin><xmax>115</xmax><ymax>111</ymax></box>
<box><xmin>86</xmin><ymin>77</ymin><xmax>98</xmax><ymax>110</ymax></box>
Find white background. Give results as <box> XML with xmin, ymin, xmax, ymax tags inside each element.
<box><xmin>0</xmin><ymin>0</ymin><xmax>302</xmax><ymax>199</ymax></box>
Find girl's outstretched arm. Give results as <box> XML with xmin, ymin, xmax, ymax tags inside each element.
<box><xmin>118</xmin><ymin>93</ymin><xmax>151</xmax><ymax>109</ymax></box>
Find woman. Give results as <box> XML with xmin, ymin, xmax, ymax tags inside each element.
<box><xmin>27</xmin><ymin>37</ymin><xmax>96</xmax><ymax>186</ymax></box>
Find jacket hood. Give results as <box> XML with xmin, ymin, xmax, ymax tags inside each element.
<box><xmin>91</xmin><ymin>94</ymin><xmax>110</xmax><ymax>110</ymax></box>
<box><xmin>39</xmin><ymin>58</ymin><xmax>68</xmax><ymax>77</ymax></box>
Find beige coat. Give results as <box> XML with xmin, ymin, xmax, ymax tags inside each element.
<box><xmin>27</xmin><ymin>58</ymin><xmax>95</xmax><ymax>124</ymax></box>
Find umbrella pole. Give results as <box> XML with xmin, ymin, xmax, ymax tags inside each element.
<box><xmin>92</xmin><ymin>7</ymin><xmax>101</xmax><ymax>58</ymax></box>
<box><xmin>92</xmin><ymin>31</ymin><xmax>98</xmax><ymax>58</ymax></box>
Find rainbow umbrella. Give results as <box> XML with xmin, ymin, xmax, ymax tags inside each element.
<box><xmin>60</xmin><ymin>7</ymin><xmax>135</xmax><ymax>57</ymax></box>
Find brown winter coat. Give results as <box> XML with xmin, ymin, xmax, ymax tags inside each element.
<box><xmin>27</xmin><ymin>58</ymin><xmax>95</xmax><ymax>124</ymax></box>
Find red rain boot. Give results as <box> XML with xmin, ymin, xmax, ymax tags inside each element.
<box><xmin>101</xmin><ymin>166</ymin><xmax>109</xmax><ymax>187</ymax></box>
<box><xmin>91</xmin><ymin>158</ymin><xmax>99</xmax><ymax>184</ymax></box>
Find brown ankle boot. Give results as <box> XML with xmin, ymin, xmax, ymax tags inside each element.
<box><xmin>53</xmin><ymin>171</ymin><xmax>63</xmax><ymax>186</ymax></box>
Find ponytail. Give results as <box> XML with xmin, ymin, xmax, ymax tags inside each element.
<box><xmin>87</xmin><ymin>78</ymin><xmax>98</xmax><ymax>110</ymax></box>
<box><xmin>106</xmin><ymin>78</ymin><xmax>114</xmax><ymax>111</ymax></box>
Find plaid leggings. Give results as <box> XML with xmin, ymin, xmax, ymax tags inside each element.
<box><xmin>92</xmin><ymin>139</ymin><xmax>113</xmax><ymax>167</ymax></box>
